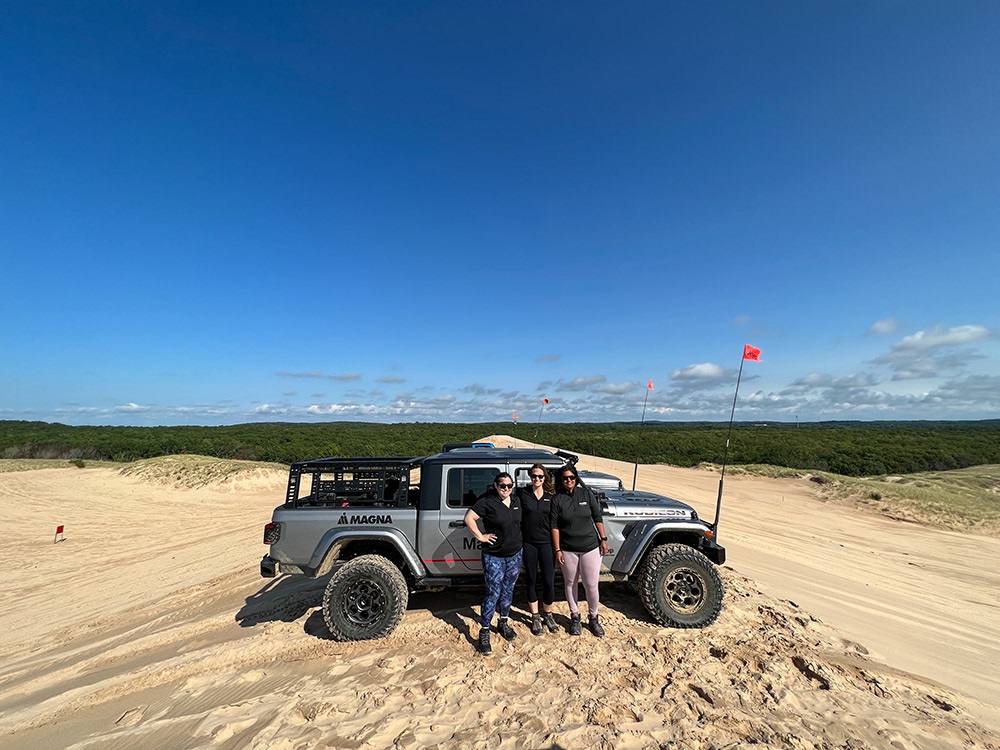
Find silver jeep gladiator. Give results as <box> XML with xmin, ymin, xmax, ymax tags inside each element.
<box><xmin>261</xmin><ymin>443</ymin><xmax>725</xmax><ymax>641</ymax></box>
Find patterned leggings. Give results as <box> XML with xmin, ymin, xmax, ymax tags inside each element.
<box><xmin>480</xmin><ymin>550</ymin><xmax>523</xmax><ymax>628</ymax></box>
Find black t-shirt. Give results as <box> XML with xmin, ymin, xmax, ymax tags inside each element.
<box><xmin>470</xmin><ymin>492</ymin><xmax>523</xmax><ymax>557</ymax></box>
<box><xmin>550</xmin><ymin>486</ymin><xmax>603</xmax><ymax>553</ymax></box>
<box><xmin>517</xmin><ymin>486</ymin><xmax>554</xmax><ymax>545</ymax></box>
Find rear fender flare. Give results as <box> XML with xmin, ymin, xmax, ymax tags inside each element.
<box><xmin>310</xmin><ymin>527</ymin><xmax>425</xmax><ymax>579</ymax></box>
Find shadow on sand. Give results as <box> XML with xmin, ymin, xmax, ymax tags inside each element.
<box><xmin>237</xmin><ymin>575</ymin><xmax>651</xmax><ymax>647</ymax></box>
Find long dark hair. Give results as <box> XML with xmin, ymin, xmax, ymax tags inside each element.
<box><xmin>529</xmin><ymin>463</ymin><xmax>555</xmax><ymax>495</ymax></box>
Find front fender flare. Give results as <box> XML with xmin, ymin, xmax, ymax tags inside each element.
<box><xmin>610</xmin><ymin>520</ymin><xmax>720</xmax><ymax>575</ymax></box>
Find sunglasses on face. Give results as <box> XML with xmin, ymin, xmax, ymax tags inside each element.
<box><xmin>497</xmin><ymin>483</ymin><xmax>513</xmax><ymax>490</ymax></box>
<box><xmin>530</xmin><ymin>474</ymin><xmax>545</xmax><ymax>480</ymax></box>
<box><xmin>561</xmin><ymin>475</ymin><xmax>577</xmax><ymax>482</ymax></box>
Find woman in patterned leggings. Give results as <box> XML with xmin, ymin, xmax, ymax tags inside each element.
<box><xmin>464</xmin><ymin>472</ymin><xmax>523</xmax><ymax>654</ymax></box>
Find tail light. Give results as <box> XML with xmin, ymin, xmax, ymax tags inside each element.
<box><xmin>263</xmin><ymin>522</ymin><xmax>281</xmax><ymax>545</ymax></box>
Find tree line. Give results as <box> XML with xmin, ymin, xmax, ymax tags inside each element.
<box><xmin>2</xmin><ymin>419</ymin><xmax>999</xmax><ymax>477</ymax></box>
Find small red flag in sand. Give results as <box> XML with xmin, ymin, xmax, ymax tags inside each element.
<box><xmin>54</xmin><ymin>525</ymin><xmax>65</xmax><ymax>544</ymax></box>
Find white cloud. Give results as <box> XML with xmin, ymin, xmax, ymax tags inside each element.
<box><xmin>671</xmin><ymin>363</ymin><xmax>726</xmax><ymax>380</ymax></box>
<box><xmin>873</xmin><ymin>324</ymin><xmax>994</xmax><ymax>380</ymax></box>
<box><xmin>595</xmin><ymin>382</ymin><xmax>639</xmax><ymax>395</ymax></box>
<box><xmin>869</xmin><ymin>318</ymin><xmax>900</xmax><ymax>335</ymax></box>
<box><xmin>555</xmin><ymin>375</ymin><xmax>607</xmax><ymax>392</ymax></box>
<box><xmin>894</xmin><ymin>325</ymin><xmax>992</xmax><ymax>352</ymax></box>
<box><xmin>254</xmin><ymin>403</ymin><xmax>288</xmax><ymax>414</ymax></box>
<box><xmin>115</xmin><ymin>403</ymin><xmax>149</xmax><ymax>413</ymax></box>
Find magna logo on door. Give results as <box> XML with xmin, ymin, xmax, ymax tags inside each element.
<box><xmin>338</xmin><ymin>514</ymin><xmax>393</xmax><ymax>525</ymax></box>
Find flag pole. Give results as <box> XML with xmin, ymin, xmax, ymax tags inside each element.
<box><xmin>632</xmin><ymin>379</ymin><xmax>653</xmax><ymax>490</ymax></box>
<box><xmin>713</xmin><ymin>346</ymin><xmax>759</xmax><ymax>541</ymax></box>
<box><xmin>534</xmin><ymin>398</ymin><xmax>548</xmax><ymax>441</ymax></box>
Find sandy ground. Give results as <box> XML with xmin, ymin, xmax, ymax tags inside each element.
<box><xmin>1</xmin><ymin>441</ymin><xmax>998</xmax><ymax>749</ymax></box>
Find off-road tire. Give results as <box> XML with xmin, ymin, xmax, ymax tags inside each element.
<box><xmin>322</xmin><ymin>554</ymin><xmax>408</xmax><ymax>641</ymax></box>
<box><xmin>637</xmin><ymin>543</ymin><xmax>723</xmax><ymax>629</ymax></box>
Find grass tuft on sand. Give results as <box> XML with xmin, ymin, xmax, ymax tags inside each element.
<box><xmin>723</xmin><ymin>463</ymin><xmax>1000</xmax><ymax>536</ymax></box>
<box><xmin>0</xmin><ymin>458</ymin><xmax>125</xmax><ymax>473</ymax></box>
<box><xmin>118</xmin><ymin>455</ymin><xmax>288</xmax><ymax>489</ymax></box>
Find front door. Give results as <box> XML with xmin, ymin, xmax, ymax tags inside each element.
<box><xmin>437</xmin><ymin>464</ymin><xmax>500</xmax><ymax>573</ymax></box>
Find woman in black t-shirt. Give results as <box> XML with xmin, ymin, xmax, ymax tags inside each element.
<box><xmin>464</xmin><ymin>472</ymin><xmax>522</xmax><ymax>654</ymax></box>
<box><xmin>517</xmin><ymin>463</ymin><xmax>558</xmax><ymax>635</ymax></box>
<box><xmin>550</xmin><ymin>464</ymin><xmax>610</xmax><ymax>637</ymax></box>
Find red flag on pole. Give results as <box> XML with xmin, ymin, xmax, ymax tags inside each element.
<box><xmin>542</xmin><ymin>397</ymin><xmax>549</xmax><ymax>404</ymax></box>
<box><xmin>647</xmin><ymin>379</ymin><xmax>654</xmax><ymax>391</ymax></box>
<box><xmin>743</xmin><ymin>344</ymin><xmax>761</xmax><ymax>361</ymax></box>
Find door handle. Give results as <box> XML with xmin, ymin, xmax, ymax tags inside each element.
<box><xmin>448</xmin><ymin>520</ymin><xmax>466</xmax><ymax>528</ymax></box>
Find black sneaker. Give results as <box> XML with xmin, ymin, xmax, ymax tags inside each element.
<box><xmin>497</xmin><ymin>617</ymin><xmax>517</xmax><ymax>641</ymax></box>
<box><xmin>530</xmin><ymin>613</ymin><xmax>544</xmax><ymax>636</ymax></box>
<box><xmin>568</xmin><ymin>614</ymin><xmax>582</xmax><ymax>636</ymax></box>
<box><xmin>589</xmin><ymin>615</ymin><xmax>605</xmax><ymax>638</ymax></box>
<box><xmin>478</xmin><ymin>627</ymin><xmax>492</xmax><ymax>655</ymax></box>
<box><xmin>543</xmin><ymin>612</ymin><xmax>558</xmax><ymax>633</ymax></box>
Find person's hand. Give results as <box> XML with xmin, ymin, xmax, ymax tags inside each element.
<box><xmin>599</xmin><ymin>540</ymin><xmax>610</xmax><ymax>556</ymax></box>
<box><xmin>555</xmin><ymin>550</ymin><xmax>564</xmax><ymax>565</ymax></box>
<box><xmin>482</xmin><ymin>533</ymin><xmax>497</xmax><ymax>545</ymax></box>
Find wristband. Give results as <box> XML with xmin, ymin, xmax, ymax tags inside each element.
<box><xmin>600</xmin><ymin>536</ymin><xmax>608</xmax><ymax>541</ymax></box>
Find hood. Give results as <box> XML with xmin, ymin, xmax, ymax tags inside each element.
<box><xmin>598</xmin><ymin>489</ymin><xmax>699</xmax><ymax>521</ymax></box>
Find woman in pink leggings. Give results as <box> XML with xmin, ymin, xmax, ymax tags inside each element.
<box><xmin>550</xmin><ymin>464</ymin><xmax>610</xmax><ymax>637</ymax></box>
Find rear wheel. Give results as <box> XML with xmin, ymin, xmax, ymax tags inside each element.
<box><xmin>637</xmin><ymin>543</ymin><xmax>723</xmax><ymax>628</ymax></box>
<box><xmin>322</xmin><ymin>555</ymin><xmax>408</xmax><ymax>641</ymax></box>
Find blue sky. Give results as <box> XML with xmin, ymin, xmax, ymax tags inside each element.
<box><xmin>2</xmin><ymin>2</ymin><xmax>999</xmax><ymax>426</ymax></box>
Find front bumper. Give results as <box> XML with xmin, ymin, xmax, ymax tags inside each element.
<box><xmin>701</xmin><ymin>539</ymin><xmax>726</xmax><ymax>565</ymax></box>
<box><xmin>260</xmin><ymin>554</ymin><xmax>279</xmax><ymax>578</ymax></box>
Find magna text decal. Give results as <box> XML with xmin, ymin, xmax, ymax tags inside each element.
<box><xmin>338</xmin><ymin>514</ymin><xmax>393</xmax><ymax>525</ymax></box>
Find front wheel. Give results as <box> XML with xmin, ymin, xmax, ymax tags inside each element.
<box><xmin>637</xmin><ymin>543</ymin><xmax>723</xmax><ymax>629</ymax></box>
<box><xmin>322</xmin><ymin>555</ymin><xmax>409</xmax><ymax>641</ymax></box>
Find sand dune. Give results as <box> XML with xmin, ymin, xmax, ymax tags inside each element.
<box><xmin>1</xmin><ymin>447</ymin><xmax>998</xmax><ymax>749</ymax></box>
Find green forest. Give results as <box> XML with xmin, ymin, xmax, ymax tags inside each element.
<box><xmin>2</xmin><ymin>420</ymin><xmax>999</xmax><ymax>477</ymax></box>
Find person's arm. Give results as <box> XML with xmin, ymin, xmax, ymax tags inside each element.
<box><xmin>464</xmin><ymin>509</ymin><xmax>496</xmax><ymax>546</ymax></box>
<box><xmin>596</xmin><ymin>521</ymin><xmax>609</xmax><ymax>556</ymax></box>
<box><xmin>550</xmin><ymin>498</ymin><xmax>564</xmax><ymax>565</ymax></box>
<box><xmin>589</xmin><ymin>490</ymin><xmax>610</xmax><ymax>555</ymax></box>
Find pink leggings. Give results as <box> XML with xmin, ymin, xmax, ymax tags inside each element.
<box><xmin>560</xmin><ymin>547</ymin><xmax>602</xmax><ymax>617</ymax></box>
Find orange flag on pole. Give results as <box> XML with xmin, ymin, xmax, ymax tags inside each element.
<box><xmin>743</xmin><ymin>344</ymin><xmax>761</xmax><ymax>361</ymax></box>
<box><xmin>647</xmin><ymin>379</ymin><xmax>654</xmax><ymax>390</ymax></box>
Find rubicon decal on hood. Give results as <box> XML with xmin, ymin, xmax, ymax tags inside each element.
<box><xmin>619</xmin><ymin>509</ymin><xmax>691</xmax><ymax>518</ymax></box>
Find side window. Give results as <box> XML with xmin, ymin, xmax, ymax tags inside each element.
<box><xmin>446</xmin><ymin>467</ymin><xmax>500</xmax><ymax>508</ymax></box>
<box><xmin>513</xmin><ymin>467</ymin><xmax>532</xmax><ymax>488</ymax></box>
